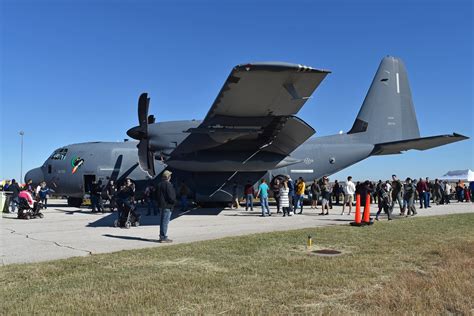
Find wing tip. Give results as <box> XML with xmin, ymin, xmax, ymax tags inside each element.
<box><xmin>452</xmin><ymin>132</ymin><xmax>469</xmax><ymax>140</ymax></box>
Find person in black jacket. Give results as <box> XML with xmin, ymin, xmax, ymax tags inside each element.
<box><xmin>155</xmin><ymin>170</ymin><xmax>176</xmax><ymax>243</ymax></box>
<box><xmin>8</xmin><ymin>179</ymin><xmax>21</xmax><ymax>213</ymax></box>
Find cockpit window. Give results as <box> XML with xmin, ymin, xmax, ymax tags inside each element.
<box><xmin>49</xmin><ymin>148</ymin><xmax>68</xmax><ymax>160</ymax></box>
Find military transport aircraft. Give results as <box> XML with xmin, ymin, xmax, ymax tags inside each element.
<box><xmin>25</xmin><ymin>56</ymin><xmax>467</xmax><ymax>206</ymax></box>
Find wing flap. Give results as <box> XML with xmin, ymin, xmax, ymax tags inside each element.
<box><xmin>371</xmin><ymin>133</ymin><xmax>469</xmax><ymax>155</ymax></box>
<box><xmin>263</xmin><ymin>116</ymin><xmax>315</xmax><ymax>155</ymax></box>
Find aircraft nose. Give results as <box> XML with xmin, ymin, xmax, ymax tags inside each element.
<box><xmin>25</xmin><ymin>167</ymin><xmax>44</xmax><ymax>184</ymax></box>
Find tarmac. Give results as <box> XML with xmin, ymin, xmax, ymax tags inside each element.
<box><xmin>1</xmin><ymin>199</ymin><xmax>472</xmax><ymax>265</ymax></box>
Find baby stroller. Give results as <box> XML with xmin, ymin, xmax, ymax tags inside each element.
<box><xmin>114</xmin><ymin>199</ymin><xmax>140</xmax><ymax>228</ymax></box>
<box><xmin>17</xmin><ymin>198</ymin><xmax>44</xmax><ymax>220</ymax></box>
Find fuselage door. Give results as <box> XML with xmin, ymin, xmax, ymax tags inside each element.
<box><xmin>83</xmin><ymin>174</ymin><xmax>96</xmax><ymax>194</ymax></box>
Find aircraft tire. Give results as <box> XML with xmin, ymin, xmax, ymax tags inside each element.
<box><xmin>67</xmin><ymin>197</ymin><xmax>83</xmax><ymax>208</ymax></box>
<box><xmin>125</xmin><ymin>221</ymin><xmax>131</xmax><ymax>229</ymax></box>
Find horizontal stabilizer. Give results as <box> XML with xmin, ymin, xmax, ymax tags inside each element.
<box><xmin>371</xmin><ymin>133</ymin><xmax>469</xmax><ymax>155</ymax></box>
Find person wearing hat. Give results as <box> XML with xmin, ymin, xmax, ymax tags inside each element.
<box><xmin>155</xmin><ymin>170</ymin><xmax>176</xmax><ymax>242</ymax></box>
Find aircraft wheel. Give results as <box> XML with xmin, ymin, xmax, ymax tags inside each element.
<box><xmin>113</xmin><ymin>219</ymin><xmax>119</xmax><ymax>228</ymax></box>
<box><xmin>38</xmin><ymin>213</ymin><xmax>44</xmax><ymax>219</ymax></box>
<box><xmin>133</xmin><ymin>221</ymin><xmax>140</xmax><ymax>227</ymax></box>
<box><xmin>25</xmin><ymin>214</ymin><xmax>31</xmax><ymax>220</ymax></box>
<box><xmin>125</xmin><ymin>221</ymin><xmax>131</xmax><ymax>229</ymax></box>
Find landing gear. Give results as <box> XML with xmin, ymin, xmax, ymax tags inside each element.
<box><xmin>67</xmin><ymin>197</ymin><xmax>83</xmax><ymax>208</ymax></box>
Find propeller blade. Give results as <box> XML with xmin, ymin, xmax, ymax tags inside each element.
<box><xmin>138</xmin><ymin>140</ymin><xmax>155</xmax><ymax>177</ymax></box>
<box><xmin>138</xmin><ymin>93</ymin><xmax>150</xmax><ymax>131</ymax></box>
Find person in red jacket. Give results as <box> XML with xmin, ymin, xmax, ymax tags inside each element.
<box><xmin>464</xmin><ymin>185</ymin><xmax>471</xmax><ymax>202</ymax></box>
<box><xmin>416</xmin><ymin>178</ymin><xmax>429</xmax><ymax>209</ymax></box>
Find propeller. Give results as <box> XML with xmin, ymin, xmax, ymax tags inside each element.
<box><xmin>127</xmin><ymin>93</ymin><xmax>156</xmax><ymax>177</ymax></box>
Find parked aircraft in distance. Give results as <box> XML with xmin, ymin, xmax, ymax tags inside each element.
<box><xmin>26</xmin><ymin>56</ymin><xmax>468</xmax><ymax>206</ymax></box>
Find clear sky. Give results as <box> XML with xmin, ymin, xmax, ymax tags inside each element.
<box><xmin>1</xmin><ymin>0</ymin><xmax>473</xmax><ymax>182</ymax></box>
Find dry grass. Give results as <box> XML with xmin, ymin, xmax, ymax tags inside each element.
<box><xmin>1</xmin><ymin>213</ymin><xmax>473</xmax><ymax>315</ymax></box>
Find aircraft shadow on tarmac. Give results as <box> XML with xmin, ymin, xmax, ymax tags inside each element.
<box><xmin>86</xmin><ymin>206</ymin><xmax>224</xmax><ymax>227</ymax></box>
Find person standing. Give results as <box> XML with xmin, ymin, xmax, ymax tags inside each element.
<box><xmin>287</xmin><ymin>175</ymin><xmax>295</xmax><ymax>209</ymax></box>
<box><xmin>464</xmin><ymin>184</ymin><xmax>471</xmax><ymax>202</ymax></box>
<box><xmin>319</xmin><ymin>178</ymin><xmax>331</xmax><ymax>215</ymax></box>
<box><xmin>178</xmin><ymin>181</ymin><xmax>190</xmax><ymax>212</ymax></box>
<box><xmin>105</xmin><ymin>180</ymin><xmax>118</xmax><ymax>212</ymax></box>
<box><xmin>375</xmin><ymin>183</ymin><xmax>392</xmax><ymax>221</ymax></box>
<box><xmin>333</xmin><ymin>180</ymin><xmax>341</xmax><ymax>205</ymax></box>
<box><xmin>416</xmin><ymin>178</ymin><xmax>428</xmax><ymax>209</ymax></box>
<box><xmin>342</xmin><ymin>176</ymin><xmax>356</xmax><ymax>215</ymax></box>
<box><xmin>443</xmin><ymin>181</ymin><xmax>451</xmax><ymax>204</ymax></box>
<box><xmin>8</xmin><ymin>179</ymin><xmax>21</xmax><ymax>213</ymax></box>
<box><xmin>279</xmin><ymin>180</ymin><xmax>291</xmax><ymax>217</ymax></box>
<box><xmin>256</xmin><ymin>179</ymin><xmax>271</xmax><ymax>217</ymax></box>
<box><xmin>243</xmin><ymin>180</ymin><xmax>255</xmax><ymax>211</ymax></box>
<box><xmin>2</xmin><ymin>180</ymin><xmax>11</xmax><ymax>191</ymax></box>
<box><xmin>310</xmin><ymin>179</ymin><xmax>320</xmax><ymax>209</ymax></box>
<box><xmin>425</xmin><ymin>177</ymin><xmax>432</xmax><ymax>208</ymax></box>
<box><xmin>294</xmin><ymin>177</ymin><xmax>305</xmax><ymax>214</ymax></box>
<box><xmin>38</xmin><ymin>182</ymin><xmax>51</xmax><ymax>209</ymax></box>
<box><xmin>91</xmin><ymin>180</ymin><xmax>104</xmax><ymax>213</ymax></box>
<box><xmin>145</xmin><ymin>181</ymin><xmax>157</xmax><ymax>216</ymax></box>
<box><xmin>433</xmin><ymin>179</ymin><xmax>442</xmax><ymax>205</ymax></box>
<box><xmin>391</xmin><ymin>175</ymin><xmax>404</xmax><ymax>215</ymax></box>
<box><xmin>155</xmin><ymin>170</ymin><xmax>176</xmax><ymax>243</ymax></box>
<box><xmin>271</xmin><ymin>178</ymin><xmax>281</xmax><ymax>213</ymax></box>
<box><xmin>404</xmin><ymin>178</ymin><xmax>417</xmax><ymax>216</ymax></box>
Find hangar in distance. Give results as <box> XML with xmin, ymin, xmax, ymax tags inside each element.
<box><xmin>26</xmin><ymin>56</ymin><xmax>468</xmax><ymax>206</ymax></box>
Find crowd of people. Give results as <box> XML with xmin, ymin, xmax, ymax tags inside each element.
<box><xmin>2</xmin><ymin>179</ymin><xmax>53</xmax><ymax>213</ymax></box>
<box><xmin>232</xmin><ymin>174</ymin><xmax>474</xmax><ymax>220</ymax></box>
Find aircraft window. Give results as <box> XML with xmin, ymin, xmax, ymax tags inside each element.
<box><xmin>49</xmin><ymin>148</ymin><xmax>68</xmax><ymax>160</ymax></box>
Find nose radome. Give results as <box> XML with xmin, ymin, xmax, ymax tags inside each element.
<box><xmin>25</xmin><ymin>167</ymin><xmax>44</xmax><ymax>184</ymax></box>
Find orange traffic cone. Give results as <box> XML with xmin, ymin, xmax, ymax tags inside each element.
<box><xmin>363</xmin><ymin>194</ymin><xmax>372</xmax><ymax>224</ymax></box>
<box><xmin>355</xmin><ymin>194</ymin><xmax>361</xmax><ymax>224</ymax></box>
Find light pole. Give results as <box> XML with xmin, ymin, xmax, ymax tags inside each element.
<box><xmin>19</xmin><ymin>131</ymin><xmax>24</xmax><ymax>183</ymax></box>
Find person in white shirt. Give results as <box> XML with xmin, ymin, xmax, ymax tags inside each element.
<box><xmin>342</xmin><ymin>176</ymin><xmax>356</xmax><ymax>215</ymax></box>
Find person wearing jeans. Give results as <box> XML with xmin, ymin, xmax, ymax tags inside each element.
<box><xmin>244</xmin><ymin>180</ymin><xmax>255</xmax><ymax>211</ymax></box>
<box><xmin>159</xmin><ymin>208</ymin><xmax>172</xmax><ymax>240</ymax></box>
<box><xmin>155</xmin><ymin>170</ymin><xmax>176</xmax><ymax>243</ymax></box>
<box><xmin>256</xmin><ymin>179</ymin><xmax>270</xmax><ymax>216</ymax></box>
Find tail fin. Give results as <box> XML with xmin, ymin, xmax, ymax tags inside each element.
<box><xmin>348</xmin><ymin>56</ymin><xmax>420</xmax><ymax>143</ymax></box>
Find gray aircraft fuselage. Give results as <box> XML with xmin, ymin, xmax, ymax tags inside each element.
<box><xmin>25</xmin><ymin>126</ymin><xmax>372</xmax><ymax>201</ymax></box>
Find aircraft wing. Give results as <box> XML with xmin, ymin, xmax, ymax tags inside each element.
<box><xmin>371</xmin><ymin>133</ymin><xmax>469</xmax><ymax>155</ymax></box>
<box><xmin>169</xmin><ymin>62</ymin><xmax>330</xmax><ymax>157</ymax></box>
<box><xmin>203</xmin><ymin>62</ymin><xmax>330</xmax><ymax>120</ymax></box>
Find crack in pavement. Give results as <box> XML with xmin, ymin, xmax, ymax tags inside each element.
<box><xmin>2</xmin><ymin>227</ymin><xmax>93</xmax><ymax>262</ymax></box>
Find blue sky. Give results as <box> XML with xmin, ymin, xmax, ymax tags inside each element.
<box><xmin>1</xmin><ymin>0</ymin><xmax>472</xmax><ymax>182</ymax></box>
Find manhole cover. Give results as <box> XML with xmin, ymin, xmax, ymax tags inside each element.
<box><xmin>312</xmin><ymin>249</ymin><xmax>343</xmax><ymax>256</ymax></box>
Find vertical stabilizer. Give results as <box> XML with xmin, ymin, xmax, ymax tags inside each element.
<box><xmin>348</xmin><ymin>56</ymin><xmax>420</xmax><ymax>143</ymax></box>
